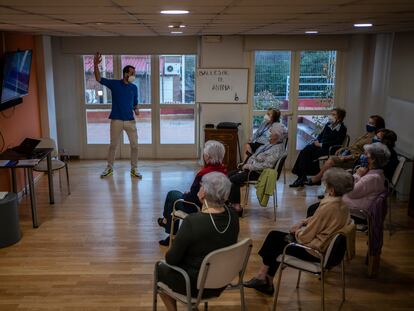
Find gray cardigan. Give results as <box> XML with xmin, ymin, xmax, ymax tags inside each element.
<box><xmin>245</xmin><ymin>142</ymin><xmax>285</xmax><ymax>171</ymax></box>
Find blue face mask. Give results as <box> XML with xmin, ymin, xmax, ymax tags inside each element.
<box><xmin>372</xmin><ymin>136</ymin><xmax>381</xmax><ymax>143</ymax></box>
<box><xmin>359</xmin><ymin>154</ymin><xmax>369</xmax><ymax>168</ymax></box>
<box><xmin>366</xmin><ymin>124</ymin><xmax>376</xmax><ymax>133</ymax></box>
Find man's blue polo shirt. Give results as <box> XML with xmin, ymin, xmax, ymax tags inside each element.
<box><xmin>99</xmin><ymin>77</ymin><xmax>138</xmax><ymax>121</ymax></box>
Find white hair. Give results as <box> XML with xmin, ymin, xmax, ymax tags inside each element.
<box><xmin>200</xmin><ymin>172</ymin><xmax>231</xmax><ymax>205</ymax></box>
<box><xmin>203</xmin><ymin>140</ymin><xmax>225</xmax><ymax>165</ymax></box>
<box><xmin>364</xmin><ymin>142</ymin><xmax>391</xmax><ymax>169</ymax></box>
<box><xmin>322</xmin><ymin>168</ymin><xmax>354</xmax><ymax>196</ymax></box>
<box><xmin>270</xmin><ymin>123</ymin><xmax>287</xmax><ymax>143</ymax></box>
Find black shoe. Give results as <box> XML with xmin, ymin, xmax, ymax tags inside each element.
<box><xmin>157</xmin><ymin>218</ymin><xmax>167</xmax><ymax>228</ymax></box>
<box><xmin>237</xmin><ymin>208</ymin><xmax>244</xmax><ymax>218</ymax></box>
<box><xmin>304</xmin><ymin>177</ymin><xmax>321</xmax><ymax>186</ymax></box>
<box><xmin>244</xmin><ymin>278</ymin><xmax>274</xmax><ymax>296</ymax></box>
<box><xmin>289</xmin><ymin>177</ymin><xmax>305</xmax><ymax>188</ymax></box>
<box><xmin>159</xmin><ymin>236</ymin><xmax>170</xmax><ymax>246</ymax></box>
<box><xmin>230</xmin><ymin>206</ymin><xmax>244</xmax><ymax>218</ymax></box>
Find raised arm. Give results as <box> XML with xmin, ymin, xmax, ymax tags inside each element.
<box><xmin>93</xmin><ymin>52</ymin><xmax>102</xmax><ymax>82</ymax></box>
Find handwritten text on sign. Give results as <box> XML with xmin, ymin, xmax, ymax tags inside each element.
<box><xmin>196</xmin><ymin>68</ymin><xmax>248</xmax><ymax>103</ymax></box>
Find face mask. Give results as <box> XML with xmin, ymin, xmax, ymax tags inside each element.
<box><xmin>366</xmin><ymin>124</ymin><xmax>376</xmax><ymax>133</ymax></box>
<box><xmin>359</xmin><ymin>154</ymin><xmax>369</xmax><ymax>168</ymax></box>
<box><xmin>372</xmin><ymin>136</ymin><xmax>381</xmax><ymax>143</ymax></box>
<box><xmin>264</xmin><ymin>114</ymin><xmax>271</xmax><ymax>122</ymax></box>
<box><xmin>128</xmin><ymin>75</ymin><xmax>136</xmax><ymax>83</ymax></box>
<box><xmin>329</xmin><ymin>115</ymin><xmax>336</xmax><ymax>123</ymax></box>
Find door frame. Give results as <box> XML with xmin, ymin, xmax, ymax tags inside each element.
<box><xmin>79</xmin><ymin>54</ymin><xmax>199</xmax><ymax>160</ymax></box>
<box><xmin>249</xmin><ymin>50</ymin><xmax>344</xmax><ymax>169</ymax></box>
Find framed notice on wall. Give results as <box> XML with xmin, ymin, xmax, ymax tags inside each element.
<box><xmin>196</xmin><ymin>68</ymin><xmax>248</xmax><ymax>103</ymax></box>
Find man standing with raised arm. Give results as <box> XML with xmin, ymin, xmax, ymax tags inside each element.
<box><xmin>93</xmin><ymin>52</ymin><xmax>141</xmax><ymax>178</ymax></box>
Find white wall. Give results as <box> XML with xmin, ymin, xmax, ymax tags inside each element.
<box><xmin>198</xmin><ymin>36</ymin><xmax>251</xmax><ymax>159</ymax></box>
<box><xmin>51</xmin><ymin>33</ymin><xmax>412</xmax><ymax>160</ymax></box>
<box><xmin>52</xmin><ymin>38</ymin><xmax>83</xmax><ymax>156</ymax></box>
<box><xmin>35</xmin><ymin>36</ymin><xmax>58</xmax><ymax>143</ymax></box>
<box><xmin>384</xmin><ymin>32</ymin><xmax>414</xmax><ymax>200</ymax></box>
<box><xmin>341</xmin><ymin>34</ymin><xmax>393</xmax><ymax>140</ymax></box>
<box><xmin>387</xmin><ymin>32</ymin><xmax>414</xmax><ymax>154</ymax></box>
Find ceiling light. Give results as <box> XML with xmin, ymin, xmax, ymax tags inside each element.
<box><xmin>168</xmin><ymin>24</ymin><xmax>186</xmax><ymax>29</ymax></box>
<box><xmin>160</xmin><ymin>10</ymin><xmax>189</xmax><ymax>15</ymax></box>
<box><xmin>354</xmin><ymin>23</ymin><xmax>373</xmax><ymax>28</ymax></box>
<box><xmin>171</xmin><ymin>31</ymin><xmax>183</xmax><ymax>34</ymax></box>
<box><xmin>305</xmin><ymin>30</ymin><xmax>318</xmax><ymax>34</ymax></box>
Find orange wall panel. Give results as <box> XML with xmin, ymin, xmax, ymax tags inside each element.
<box><xmin>0</xmin><ymin>33</ymin><xmax>42</xmax><ymax>191</ymax></box>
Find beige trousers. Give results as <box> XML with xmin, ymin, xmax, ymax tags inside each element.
<box><xmin>107</xmin><ymin>120</ymin><xmax>138</xmax><ymax>169</ymax></box>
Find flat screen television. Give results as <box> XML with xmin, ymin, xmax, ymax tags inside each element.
<box><xmin>0</xmin><ymin>49</ymin><xmax>33</xmax><ymax>111</ymax></box>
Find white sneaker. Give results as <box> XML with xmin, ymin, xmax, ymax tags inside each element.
<box><xmin>130</xmin><ymin>168</ymin><xmax>142</xmax><ymax>179</ymax></box>
<box><xmin>100</xmin><ymin>167</ymin><xmax>113</xmax><ymax>178</ymax></box>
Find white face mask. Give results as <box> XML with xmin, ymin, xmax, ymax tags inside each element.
<box><xmin>264</xmin><ymin>114</ymin><xmax>271</xmax><ymax>122</ymax></box>
<box><xmin>128</xmin><ymin>75</ymin><xmax>136</xmax><ymax>83</ymax></box>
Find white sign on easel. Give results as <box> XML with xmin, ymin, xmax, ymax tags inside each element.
<box><xmin>196</xmin><ymin>68</ymin><xmax>248</xmax><ymax>103</ymax></box>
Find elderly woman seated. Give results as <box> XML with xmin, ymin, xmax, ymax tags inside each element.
<box><xmin>306</xmin><ymin>115</ymin><xmax>386</xmax><ymax>185</ymax></box>
<box><xmin>290</xmin><ymin>108</ymin><xmax>348</xmax><ymax>187</ymax></box>
<box><xmin>155</xmin><ymin>172</ymin><xmax>239</xmax><ymax>311</ymax></box>
<box><xmin>244</xmin><ymin>167</ymin><xmax>354</xmax><ymax>295</ymax></box>
<box><xmin>372</xmin><ymin>129</ymin><xmax>398</xmax><ymax>180</ymax></box>
<box><xmin>228</xmin><ymin>124</ymin><xmax>286</xmax><ymax>215</ymax></box>
<box><xmin>243</xmin><ymin>108</ymin><xmax>286</xmax><ymax>161</ymax></box>
<box><xmin>157</xmin><ymin>140</ymin><xmax>227</xmax><ymax>246</ymax></box>
<box><xmin>343</xmin><ymin>142</ymin><xmax>390</xmax><ymax>221</ymax></box>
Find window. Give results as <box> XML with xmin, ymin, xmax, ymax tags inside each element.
<box><xmin>160</xmin><ymin>107</ymin><xmax>195</xmax><ymax>144</ymax></box>
<box><xmin>296</xmin><ymin>115</ymin><xmax>329</xmax><ymax>149</ymax></box>
<box><xmin>121</xmin><ymin>55</ymin><xmax>151</xmax><ymax>104</ymax></box>
<box><xmin>298</xmin><ymin>51</ymin><xmax>336</xmax><ymax>110</ymax></box>
<box><xmin>159</xmin><ymin>55</ymin><xmax>196</xmax><ymax>104</ymax></box>
<box><xmin>86</xmin><ymin>109</ymin><xmax>110</xmax><ymax>144</ymax></box>
<box><xmin>159</xmin><ymin>55</ymin><xmax>196</xmax><ymax>144</ymax></box>
<box><xmin>253</xmin><ymin>51</ymin><xmax>291</xmax><ymax>135</ymax></box>
<box><xmin>82</xmin><ymin>54</ymin><xmax>197</xmax><ymax>150</ymax></box>
<box><xmin>83</xmin><ymin>55</ymin><xmax>114</xmax><ymax>104</ymax></box>
<box><xmin>253</xmin><ymin>50</ymin><xmax>339</xmax><ymax>153</ymax></box>
<box><xmin>254</xmin><ymin>51</ymin><xmax>291</xmax><ymax>111</ymax></box>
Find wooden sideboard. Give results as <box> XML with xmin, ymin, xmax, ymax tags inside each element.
<box><xmin>204</xmin><ymin>128</ymin><xmax>239</xmax><ymax>171</ymax></box>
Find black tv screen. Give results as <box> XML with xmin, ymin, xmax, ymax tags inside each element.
<box><xmin>0</xmin><ymin>50</ymin><xmax>32</xmax><ymax>109</ymax></box>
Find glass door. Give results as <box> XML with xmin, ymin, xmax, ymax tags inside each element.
<box><xmin>157</xmin><ymin>55</ymin><xmax>197</xmax><ymax>158</ymax></box>
<box><xmin>119</xmin><ymin>55</ymin><xmax>153</xmax><ymax>158</ymax></box>
<box><xmin>252</xmin><ymin>50</ymin><xmax>339</xmax><ymax>168</ymax></box>
<box><xmin>81</xmin><ymin>54</ymin><xmax>198</xmax><ymax>160</ymax></box>
<box><xmin>294</xmin><ymin>51</ymin><xmax>337</xmax><ymax>154</ymax></box>
<box><xmin>82</xmin><ymin>54</ymin><xmax>118</xmax><ymax>159</ymax></box>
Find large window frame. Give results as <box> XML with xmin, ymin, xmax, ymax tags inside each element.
<box><xmin>251</xmin><ymin>50</ymin><xmax>343</xmax><ymax>168</ymax></box>
<box><xmin>79</xmin><ymin>54</ymin><xmax>198</xmax><ymax>159</ymax></box>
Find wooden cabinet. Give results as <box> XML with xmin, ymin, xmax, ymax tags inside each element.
<box><xmin>204</xmin><ymin>128</ymin><xmax>239</xmax><ymax>171</ymax></box>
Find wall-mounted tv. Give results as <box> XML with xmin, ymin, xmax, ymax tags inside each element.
<box><xmin>0</xmin><ymin>49</ymin><xmax>33</xmax><ymax>111</ymax></box>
